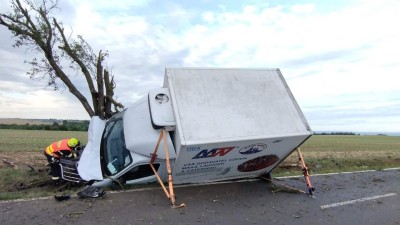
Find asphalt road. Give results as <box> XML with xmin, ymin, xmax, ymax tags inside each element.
<box><xmin>1</xmin><ymin>169</ymin><xmax>399</xmax><ymax>225</ymax></box>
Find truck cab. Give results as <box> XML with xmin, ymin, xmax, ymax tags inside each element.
<box><xmin>78</xmin><ymin>95</ymin><xmax>175</xmax><ymax>187</ymax></box>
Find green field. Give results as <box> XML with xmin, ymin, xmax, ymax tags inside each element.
<box><xmin>0</xmin><ymin>130</ymin><xmax>399</xmax><ymax>200</ymax></box>
<box><xmin>0</xmin><ymin>129</ymin><xmax>88</xmax><ymax>153</ymax></box>
<box><xmin>275</xmin><ymin>135</ymin><xmax>400</xmax><ymax>175</ymax></box>
<box><xmin>0</xmin><ymin>130</ymin><xmax>88</xmax><ymax>200</ymax></box>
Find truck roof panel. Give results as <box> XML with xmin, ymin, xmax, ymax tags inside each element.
<box><xmin>164</xmin><ymin>68</ymin><xmax>311</xmax><ymax>145</ymax></box>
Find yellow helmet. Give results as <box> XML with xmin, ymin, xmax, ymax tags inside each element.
<box><xmin>68</xmin><ymin>138</ymin><xmax>80</xmax><ymax>148</ymax></box>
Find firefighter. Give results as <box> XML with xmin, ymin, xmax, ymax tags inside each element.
<box><xmin>44</xmin><ymin>138</ymin><xmax>81</xmax><ymax>182</ymax></box>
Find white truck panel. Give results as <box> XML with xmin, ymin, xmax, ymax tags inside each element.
<box><xmin>173</xmin><ymin>134</ymin><xmax>308</xmax><ymax>184</ymax></box>
<box><xmin>77</xmin><ymin>116</ymin><xmax>106</xmax><ymax>181</ymax></box>
<box><xmin>164</xmin><ymin>68</ymin><xmax>312</xmax><ymax>184</ymax></box>
<box><xmin>148</xmin><ymin>88</ymin><xmax>176</xmax><ymax>129</ymax></box>
<box><xmin>124</xmin><ymin>97</ymin><xmax>176</xmax><ymax>159</ymax></box>
<box><xmin>165</xmin><ymin>68</ymin><xmax>310</xmax><ymax>146</ymax></box>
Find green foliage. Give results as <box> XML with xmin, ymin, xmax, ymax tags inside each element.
<box><xmin>0</xmin><ymin>120</ymin><xmax>90</xmax><ymax>131</ymax></box>
<box><xmin>315</xmin><ymin>131</ymin><xmax>356</xmax><ymax>135</ymax></box>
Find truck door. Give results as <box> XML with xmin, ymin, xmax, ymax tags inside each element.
<box><xmin>120</xmin><ymin>163</ymin><xmax>161</xmax><ymax>184</ymax></box>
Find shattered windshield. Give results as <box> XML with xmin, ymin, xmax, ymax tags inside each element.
<box><xmin>100</xmin><ymin>111</ymin><xmax>132</xmax><ymax>176</ymax></box>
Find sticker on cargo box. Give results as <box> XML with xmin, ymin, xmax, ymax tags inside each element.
<box><xmin>176</xmin><ymin>159</ymin><xmax>228</xmax><ymax>177</ymax></box>
<box><xmin>239</xmin><ymin>143</ymin><xmax>267</xmax><ymax>155</ymax></box>
<box><xmin>192</xmin><ymin>147</ymin><xmax>236</xmax><ymax>159</ymax></box>
<box><xmin>186</xmin><ymin>146</ymin><xmax>201</xmax><ymax>152</ymax></box>
<box><xmin>237</xmin><ymin>155</ymin><xmax>279</xmax><ymax>172</ymax></box>
<box><xmin>175</xmin><ymin>167</ymin><xmax>224</xmax><ymax>176</ymax></box>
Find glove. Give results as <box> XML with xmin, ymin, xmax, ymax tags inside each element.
<box><xmin>69</xmin><ymin>151</ymin><xmax>78</xmax><ymax>158</ymax></box>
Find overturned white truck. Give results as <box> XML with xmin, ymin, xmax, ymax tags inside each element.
<box><xmin>69</xmin><ymin>68</ymin><xmax>312</xmax><ymax>205</ymax></box>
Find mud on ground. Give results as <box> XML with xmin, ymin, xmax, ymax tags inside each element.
<box><xmin>0</xmin><ymin>152</ymin><xmax>46</xmax><ymax>169</ymax></box>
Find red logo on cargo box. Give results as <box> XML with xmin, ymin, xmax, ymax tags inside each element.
<box><xmin>237</xmin><ymin>155</ymin><xmax>279</xmax><ymax>172</ymax></box>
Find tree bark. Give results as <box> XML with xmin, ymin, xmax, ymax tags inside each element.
<box><xmin>96</xmin><ymin>51</ymin><xmax>105</xmax><ymax>119</ymax></box>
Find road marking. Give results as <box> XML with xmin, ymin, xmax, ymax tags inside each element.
<box><xmin>277</xmin><ymin>167</ymin><xmax>400</xmax><ymax>179</ymax></box>
<box><xmin>320</xmin><ymin>193</ymin><xmax>397</xmax><ymax>209</ymax></box>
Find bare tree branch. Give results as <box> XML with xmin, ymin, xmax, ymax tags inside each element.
<box><xmin>0</xmin><ymin>0</ymin><xmax>124</xmax><ymax>119</ymax></box>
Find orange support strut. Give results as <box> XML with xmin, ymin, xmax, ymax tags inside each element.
<box><xmin>297</xmin><ymin>147</ymin><xmax>315</xmax><ymax>196</ymax></box>
<box><xmin>149</xmin><ymin>128</ymin><xmax>185</xmax><ymax>208</ymax></box>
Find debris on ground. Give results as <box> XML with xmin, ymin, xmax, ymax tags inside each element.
<box><xmin>2</xmin><ymin>158</ymin><xmax>15</xmax><ymax>168</ymax></box>
<box><xmin>269</xmin><ymin>182</ymin><xmax>305</xmax><ymax>194</ymax></box>
<box><xmin>77</xmin><ymin>186</ymin><xmax>106</xmax><ymax>199</ymax></box>
<box><xmin>8</xmin><ymin>179</ymin><xmax>53</xmax><ymax>191</ymax></box>
<box><xmin>66</xmin><ymin>212</ymin><xmax>84</xmax><ymax>218</ymax></box>
<box><xmin>279</xmin><ymin>163</ymin><xmax>300</xmax><ymax>169</ymax></box>
<box><xmin>372</xmin><ymin>178</ymin><xmax>385</xmax><ymax>183</ymax></box>
<box><xmin>54</xmin><ymin>194</ymin><xmax>70</xmax><ymax>201</ymax></box>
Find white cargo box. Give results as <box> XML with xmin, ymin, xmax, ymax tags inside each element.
<box><xmin>163</xmin><ymin>68</ymin><xmax>312</xmax><ymax>184</ymax></box>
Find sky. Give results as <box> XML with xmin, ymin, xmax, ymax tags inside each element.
<box><xmin>0</xmin><ymin>0</ymin><xmax>399</xmax><ymax>133</ymax></box>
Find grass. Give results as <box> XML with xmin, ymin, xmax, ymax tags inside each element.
<box><xmin>0</xmin><ymin>129</ymin><xmax>88</xmax><ymax>200</ymax></box>
<box><xmin>274</xmin><ymin>135</ymin><xmax>400</xmax><ymax>176</ymax></box>
<box><xmin>0</xmin><ymin>129</ymin><xmax>88</xmax><ymax>153</ymax></box>
<box><xmin>0</xmin><ymin>130</ymin><xmax>399</xmax><ymax>200</ymax></box>
<box><xmin>0</xmin><ymin>118</ymin><xmax>55</xmax><ymax>125</ymax></box>
<box><xmin>0</xmin><ymin>168</ymin><xmax>55</xmax><ymax>200</ymax></box>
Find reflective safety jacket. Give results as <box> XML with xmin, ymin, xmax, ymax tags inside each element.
<box><xmin>45</xmin><ymin>139</ymin><xmax>72</xmax><ymax>158</ymax></box>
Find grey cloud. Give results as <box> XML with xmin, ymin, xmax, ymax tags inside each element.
<box><xmin>305</xmin><ymin>101</ymin><xmax>400</xmax><ymax>125</ymax></box>
<box><xmin>107</xmin><ymin>47</ymin><xmax>190</xmax><ymax>93</ymax></box>
<box><xmin>284</xmin><ymin>49</ymin><xmax>359</xmax><ymax>68</ymax></box>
